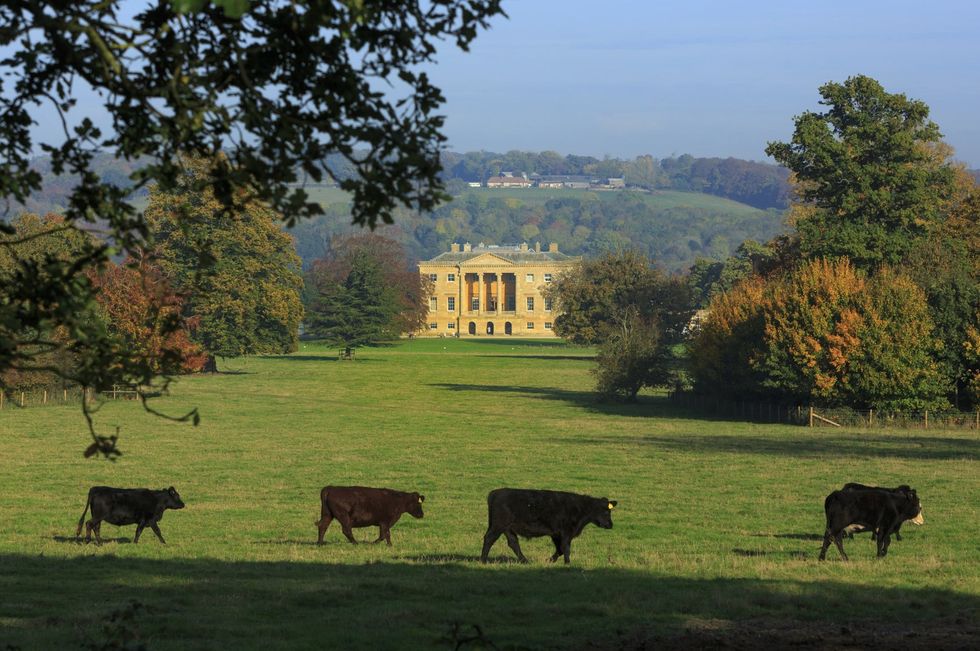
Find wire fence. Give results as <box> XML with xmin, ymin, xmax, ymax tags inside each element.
<box><xmin>668</xmin><ymin>391</ymin><xmax>980</xmax><ymax>430</ymax></box>
<box><xmin>0</xmin><ymin>385</ymin><xmax>139</xmax><ymax>411</ymax></box>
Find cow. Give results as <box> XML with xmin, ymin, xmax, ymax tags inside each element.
<box><xmin>480</xmin><ymin>488</ymin><xmax>617</xmax><ymax>564</ymax></box>
<box><xmin>316</xmin><ymin>486</ymin><xmax>424</xmax><ymax>545</ymax></box>
<box><xmin>819</xmin><ymin>485</ymin><xmax>922</xmax><ymax>560</ymax></box>
<box><xmin>75</xmin><ymin>486</ymin><xmax>185</xmax><ymax>545</ymax></box>
<box><xmin>841</xmin><ymin>483</ymin><xmax>925</xmax><ymax>541</ymax></box>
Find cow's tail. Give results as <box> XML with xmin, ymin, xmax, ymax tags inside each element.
<box><xmin>75</xmin><ymin>488</ymin><xmax>93</xmax><ymax>537</ymax></box>
<box><xmin>315</xmin><ymin>487</ymin><xmax>331</xmax><ymax>527</ymax></box>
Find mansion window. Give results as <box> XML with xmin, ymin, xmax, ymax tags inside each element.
<box><xmin>525</xmin><ymin>273</ymin><xmax>534</xmax><ymax>282</ymax></box>
<box><xmin>544</xmin><ymin>322</ymin><xmax>553</xmax><ymax>330</ymax></box>
<box><xmin>526</xmin><ymin>322</ymin><xmax>535</xmax><ymax>329</ymax></box>
<box><xmin>447</xmin><ymin>273</ymin><xmax>456</xmax><ymax>282</ymax></box>
<box><xmin>430</xmin><ymin>297</ymin><xmax>438</xmax><ymax>311</ymax></box>
<box><xmin>526</xmin><ymin>297</ymin><xmax>534</xmax><ymax>311</ymax></box>
<box><xmin>447</xmin><ymin>296</ymin><xmax>455</xmax><ymax>311</ymax></box>
<box><xmin>471</xmin><ymin>297</ymin><xmax>479</xmax><ymax>311</ymax></box>
<box><xmin>428</xmin><ymin>273</ymin><xmax>438</xmax><ymax>282</ymax></box>
<box><xmin>429</xmin><ymin>322</ymin><xmax>437</xmax><ymax>330</ymax></box>
<box><xmin>448</xmin><ymin>322</ymin><xmax>455</xmax><ymax>330</ymax></box>
<box><xmin>544</xmin><ymin>273</ymin><xmax>552</xmax><ymax>283</ymax></box>
<box><xmin>544</xmin><ymin>297</ymin><xmax>553</xmax><ymax>311</ymax></box>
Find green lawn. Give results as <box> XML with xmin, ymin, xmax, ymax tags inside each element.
<box><xmin>1</xmin><ymin>339</ymin><xmax>977</xmax><ymax>649</ymax></box>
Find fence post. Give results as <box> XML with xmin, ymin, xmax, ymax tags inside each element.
<box><xmin>924</xmin><ymin>410</ymin><xmax>928</xmax><ymax>429</ymax></box>
<box><xmin>43</xmin><ymin>390</ymin><xmax>47</xmax><ymax>405</ymax></box>
<box><xmin>809</xmin><ymin>406</ymin><xmax>814</xmax><ymax>428</ymax></box>
<box><xmin>20</xmin><ymin>392</ymin><xmax>25</xmax><ymax>407</ymax></box>
<box><xmin>0</xmin><ymin>392</ymin><xmax>4</xmax><ymax>410</ymax></box>
<box><xmin>868</xmin><ymin>409</ymin><xmax>874</xmax><ymax>427</ymax></box>
<box><xmin>976</xmin><ymin>411</ymin><xmax>979</xmax><ymax>430</ymax></box>
<box><xmin>64</xmin><ymin>388</ymin><xmax>67</xmax><ymax>402</ymax></box>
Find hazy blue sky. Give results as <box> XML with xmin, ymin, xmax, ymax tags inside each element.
<box><xmin>18</xmin><ymin>1</ymin><xmax>980</xmax><ymax>167</ymax></box>
<box><xmin>429</xmin><ymin>0</ymin><xmax>980</xmax><ymax>166</ymax></box>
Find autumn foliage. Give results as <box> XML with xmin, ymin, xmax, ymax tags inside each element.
<box><xmin>690</xmin><ymin>259</ymin><xmax>948</xmax><ymax>410</ymax></box>
<box><xmin>92</xmin><ymin>258</ymin><xmax>208</xmax><ymax>375</ymax></box>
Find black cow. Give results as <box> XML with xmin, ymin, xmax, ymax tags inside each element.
<box><xmin>480</xmin><ymin>488</ymin><xmax>617</xmax><ymax>564</ymax></box>
<box><xmin>316</xmin><ymin>486</ymin><xmax>424</xmax><ymax>545</ymax></box>
<box><xmin>819</xmin><ymin>485</ymin><xmax>922</xmax><ymax>560</ymax></box>
<box><xmin>841</xmin><ymin>483</ymin><xmax>924</xmax><ymax>541</ymax></box>
<box><xmin>75</xmin><ymin>486</ymin><xmax>185</xmax><ymax>545</ymax></box>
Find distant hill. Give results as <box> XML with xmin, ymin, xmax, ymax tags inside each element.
<box><xmin>289</xmin><ymin>186</ymin><xmax>787</xmax><ymax>274</ymax></box>
<box><xmin>9</xmin><ymin>153</ymin><xmax>790</xmax><ymax>273</ymax></box>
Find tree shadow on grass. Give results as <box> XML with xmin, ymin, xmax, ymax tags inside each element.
<box><xmin>1</xmin><ymin>554</ymin><xmax>976</xmax><ymax>649</ymax></box>
<box><xmin>551</xmin><ymin>432</ymin><xmax>980</xmax><ymax>462</ymax></box>
<box><xmin>262</xmin><ymin>355</ymin><xmax>383</xmax><ymax>363</ymax></box>
<box><xmin>430</xmin><ymin>383</ymin><xmax>671</xmax><ymax>418</ymax></box>
<box><xmin>476</xmin><ymin>354</ymin><xmax>595</xmax><ymax>362</ymax></box>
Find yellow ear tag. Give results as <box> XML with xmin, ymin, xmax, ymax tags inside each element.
<box><xmin>418</xmin><ymin>497</ymin><xmax>423</xmax><ymax>503</ymax></box>
<box><xmin>608</xmin><ymin>503</ymin><xmax>615</xmax><ymax>510</ymax></box>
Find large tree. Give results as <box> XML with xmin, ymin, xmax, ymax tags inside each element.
<box><xmin>307</xmin><ymin>233</ymin><xmax>430</xmax><ymax>337</ymax></box>
<box><xmin>766</xmin><ymin>75</ymin><xmax>957</xmax><ymax>269</ymax></box>
<box><xmin>0</xmin><ymin>0</ymin><xmax>503</xmax><ymax>456</ymax></box>
<box><xmin>546</xmin><ymin>250</ymin><xmax>693</xmax><ymax>399</ymax></box>
<box><xmin>147</xmin><ymin>158</ymin><xmax>305</xmax><ymax>368</ymax></box>
<box><xmin>305</xmin><ymin>251</ymin><xmax>401</xmax><ymax>358</ymax></box>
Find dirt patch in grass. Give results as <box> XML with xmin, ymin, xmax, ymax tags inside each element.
<box><xmin>594</xmin><ymin>616</ymin><xmax>979</xmax><ymax>650</ymax></box>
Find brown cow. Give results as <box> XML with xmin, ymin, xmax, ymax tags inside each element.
<box><xmin>316</xmin><ymin>485</ymin><xmax>424</xmax><ymax>545</ymax></box>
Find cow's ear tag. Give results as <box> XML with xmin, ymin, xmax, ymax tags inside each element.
<box><xmin>418</xmin><ymin>497</ymin><xmax>424</xmax><ymax>503</ymax></box>
<box><xmin>608</xmin><ymin>502</ymin><xmax>615</xmax><ymax>510</ymax></box>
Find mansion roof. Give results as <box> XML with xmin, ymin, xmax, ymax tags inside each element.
<box><xmin>422</xmin><ymin>243</ymin><xmax>577</xmax><ymax>266</ymax></box>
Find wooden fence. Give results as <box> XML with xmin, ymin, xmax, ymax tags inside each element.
<box><xmin>668</xmin><ymin>392</ymin><xmax>980</xmax><ymax>430</ymax></box>
<box><xmin>0</xmin><ymin>385</ymin><xmax>139</xmax><ymax>410</ymax></box>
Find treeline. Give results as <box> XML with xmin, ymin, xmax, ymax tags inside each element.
<box><xmin>547</xmin><ymin>76</ymin><xmax>979</xmax><ymax>412</ymax></box>
<box><xmin>291</xmin><ymin>191</ymin><xmax>786</xmax><ymax>275</ymax></box>
<box><xmin>438</xmin><ymin>150</ymin><xmax>791</xmax><ymax>210</ymax></box>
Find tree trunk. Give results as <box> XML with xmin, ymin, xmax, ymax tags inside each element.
<box><xmin>202</xmin><ymin>355</ymin><xmax>218</xmax><ymax>373</ymax></box>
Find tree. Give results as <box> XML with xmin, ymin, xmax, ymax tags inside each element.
<box><xmin>0</xmin><ymin>0</ymin><xmax>503</xmax><ymax>456</ymax></box>
<box><xmin>766</xmin><ymin>75</ymin><xmax>957</xmax><ymax>268</ymax></box>
<box><xmin>309</xmin><ymin>233</ymin><xmax>430</xmax><ymax>337</ymax></box>
<box><xmin>305</xmin><ymin>251</ymin><xmax>401</xmax><ymax>357</ymax></box>
<box><xmin>690</xmin><ymin>259</ymin><xmax>948</xmax><ymax>410</ymax></box>
<box><xmin>91</xmin><ymin>257</ymin><xmax>208</xmax><ymax>375</ymax></box>
<box><xmin>546</xmin><ymin>250</ymin><xmax>692</xmax><ymax>399</ymax></box>
<box><xmin>147</xmin><ymin>158</ymin><xmax>305</xmax><ymax>369</ymax></box>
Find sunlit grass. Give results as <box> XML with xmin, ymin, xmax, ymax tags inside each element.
<box><xmin>0</xmin><ymin>338</ymin><xmax>977</xmax><ymax>649</ymax></box>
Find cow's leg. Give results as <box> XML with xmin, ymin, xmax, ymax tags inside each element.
<box><xmin>818</xmin><ymin>528</ymin><xmax>832</xmax><ymax>561</ymax></box>
<box><xmin>549</xmin><ymin>535</ymin><xmax>562</xmax><ymax>562</ymax></box>
<box><xmin>150</xmin><ymin>522</ymin><xmax>167</xmax><ymax>544</ymax></box>
<box><xmin>374</xmin><ymin>524</ymin><xmax>392</xmax><ymax>545</ymax></box>
<box><xmin>481</xmin><ymin>528</ymin><xmax>502</xmax><ymax>563</ymax></box>
<box><xmin>92</xmin><ymin>520</ymin><xmax>104</xmax><ymax>546</ymax></box>
<box><xmin>316</xmin><ymin>511</ymin><xmax>333</xmax><ymax>545</ymax></box>
<box><xmin>504</xmin><ymin>531</ymin><xmax>528</xmax><ymax>563</ymax></box>
<box><xmin>133</xmin><ymin>522</ymin><xmax>146</xmax><ymax>544</ymax></box>
<box><xmin>832</xmin><ymin>531</ymin><xmax>848</xmax><ymax>561</ymax></box>
<box><xmin>336</xmin><ymin>513</ymin><xmax>357</xmax><ymax>544</ymax></box>
<box><xmin>84</xmin><ymin>520</ymin><xmax>94</xmax><ymax>543</ymax></box>
<box><xmin>877</xmin><ymin>531</ymin><xmax>892</xmax><ymax>557</ymax></box>
<box><xmin>560</xmin><ymin>536</ymin><xmax>572</xmax><ymax>564</ymax></box>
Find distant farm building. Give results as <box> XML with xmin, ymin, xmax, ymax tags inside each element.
<box><xmin>486</xmin><ymin>174</ymin><xmax>532</xmax><ymax>188</ymax></box>
<box><xmin>418</xmin><ymin>242</ymin><xmax>579</xmax><ymax>337</ymax></box>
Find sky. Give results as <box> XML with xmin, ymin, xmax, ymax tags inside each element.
<box><xmin>427</xmin><ymin>0</ymin><xmax>980</xmax><ymax>166</ymax></box>
<box><xmin>16</xmin><ymin>0</ymin><xmax>980</xmax><ymax>167</ymax></box>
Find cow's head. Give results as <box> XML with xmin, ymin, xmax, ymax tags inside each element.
<box><xmin>164</xmin><ymin>486</ymin><xmax>185</xmax><ymax>510</ymax></box>
<box><xmin>593</xmin><ymin>499</ymin><xmax>617</xmax><ymax>529</ymax></box>
<box><xmin>902</xmin><ymin>489</ymin><xmax>921</xmax><ymax>523</ymax></box>
<box><xmin>407</xmin><ymin>492</ymin><xmax>425</xmax><ymax>519</ymax></box>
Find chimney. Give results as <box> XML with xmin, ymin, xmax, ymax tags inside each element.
<box><xmin>463</xmin><ymin>242</ymin><xmax>471</xmax><ymax>252</ymax></box>
<box><xmin>451</xmin><ymin>243</ymin><xmax>460</xmax><ymax>253</ymax></box>
<box><xmin>548</xmin><ymin>242</ymin><xmax>558</xmax><ymax>252</ymax></box>
<box><xmin>519</xmin><ymin>242</ymin><xmax>528</xmax><ymax>252</ymax></box>
<box><xmin>534</xmin><ymin>242</ymin><xmax>541</xmax><ymax>253</ymax></box>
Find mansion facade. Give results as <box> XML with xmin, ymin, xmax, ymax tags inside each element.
<box><xmin>417</xmin><ymin>242</ymin><xmax>579</xmax><ymax>337</ymax></box>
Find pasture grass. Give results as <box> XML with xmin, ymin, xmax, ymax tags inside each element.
<box><xmin>1</xmin><ymin>338</ymin><xmax>978</xmax><ymax>649</ymax></box>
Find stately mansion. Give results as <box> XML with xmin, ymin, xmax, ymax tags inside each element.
<box><xmin>417</xmin><ymin>242</ymin><xmax>579</xmax><ymax>337</ymax></box>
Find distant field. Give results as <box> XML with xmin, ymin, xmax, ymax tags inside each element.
<box><xmin>296</xmin><ymin>183</ymin><xmax>767</xmax><ymax>217</ymax></box>
<box><xmin>1</xmin><ymin>339</ymin><xmax>977</xmax><ymax>649</ymax></box>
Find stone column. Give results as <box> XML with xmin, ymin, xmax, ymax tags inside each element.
<box><xmin>478</xmin><ymin>272</ymin><xmax>485</xmax><ymax>314</ymax></box>
<box><xmin>496</xmin><ymin>273</ymin><xmax>502</xmax><ymax>314</ymax></box>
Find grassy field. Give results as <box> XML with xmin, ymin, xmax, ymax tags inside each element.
<box><xmin>297</xmin><ymin>183</ymin><xmax>768</xmax><ymax>217</ymax></box>
<box><xmin>1</xmin><ymin>339</ymin><xmax>978</xmax><ymax>649</ymax></box>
